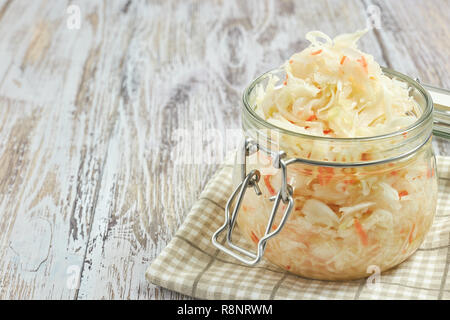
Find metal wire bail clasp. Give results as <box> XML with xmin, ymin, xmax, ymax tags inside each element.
<box><xmin>211</xmin><ymin>139</ymin><xmax>294</xmax><ymax>266</ymax></box>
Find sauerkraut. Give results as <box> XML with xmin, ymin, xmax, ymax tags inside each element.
<box><xmin>252</xmin><ymin>30</ymin><xmax>419</xmax><ymax>139</ymax></box>
<box><xmin>235</xmin><ymin>30</ymin><xmax>438</xmax><ymax>280</ymax></box>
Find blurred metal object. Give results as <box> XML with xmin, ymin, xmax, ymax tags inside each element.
<box><xmin>423</xmin><ymin>83</ymin><xmax>450</xmax><ymax>139</ymax></box>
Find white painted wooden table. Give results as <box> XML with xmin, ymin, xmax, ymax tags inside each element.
<box><xmin>0</xmin><ymin>0</ymin><xmax>448</xmax><ymax>299</ymax></box>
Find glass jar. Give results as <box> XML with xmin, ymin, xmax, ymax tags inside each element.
<box><xmin>212</xmin><ymin>68</ymin><xmax>438</xmax><ymax>281</ymax></box>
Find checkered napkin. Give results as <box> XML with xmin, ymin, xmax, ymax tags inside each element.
<box><xmin>146</xmin><ymin>156</ymin><xmax>450</xmax><ymax>300</ymax></box>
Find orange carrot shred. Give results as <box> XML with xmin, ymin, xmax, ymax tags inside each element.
<box><xmin>311</xmin><ymin>49</ymin><xmax>322</xmax><ymax>55</ymax></box>
<box><xmin>357</xmin><ymin>55</ymin><xmax>368</xmax><ymax>73</ymax></box>
<box><xmin>340</xmin><ymin>56</ymin><xmax>347</xmax><ymax>65</ymax></box>
<box><xmin>408</xmin><ymin>223</ymin><xmax>415</xmax><ymax>244</ymax></box>
<box><xmin>354</xmin><ymin>218</ymin><xmax>368</xmax><ymax>246</ymax></box>
<box><xmin>398</xmin><ymin>190</ymin><xmax>409</xmax><ymax>198</ymax></box>
<box><xmin>264</xmin><ymin>175</ymin><xmax>276</xmax><ymax>196</ymax></box>
<box><xmin>306</xmin><ymin>114</ymin><xmax>317</xmax><ymax>121</ymax></box>
<box><xmin>361</xmin><ymin>152</ymin><xmax>370</xmax><ymax>161</ymax></box>
<box><xmin>289</xmin><ymin>59</ymin><xmax>293</xmax><ymax>64</ymax></box>
<box><xmin>318</xmin><ymin>167</ymin><xmax>334</xmax><ymax>185</ymax></box>
<box><xmin>283</xmin><ymin>81</ymin><xmax>287</xmax><ymax>85</ymax></box>
<box><xmin>319</xmin><ymin>167</ymin><xmax>334</xmax><ymax>175</ymax></box>
<box><xmin>250</xmin><ymin>231</ymin><xmax>259</xmax><ymax>244</ymax></box>
<box><xmin>427</xmin><ymin>167</ymin><xmax>435</xmax><ymax>178</ymax></box>
<box><xmin>323</xmin><ymin>128</ymin><xmax>333</xmax><ymax>134</ymax></box>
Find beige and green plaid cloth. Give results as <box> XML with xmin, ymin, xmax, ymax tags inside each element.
<box><xmin>146</xmin><ymin>156</ymin><xmax>450</xmax><ymax>299</ymax></box>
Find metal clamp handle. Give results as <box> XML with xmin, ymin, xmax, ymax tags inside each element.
<box><xmin>211</xmin><ymin>139</ymin><xmax>294</xmax><ymax>265</ymax></box>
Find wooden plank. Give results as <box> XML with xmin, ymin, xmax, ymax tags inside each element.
<box><xmin>0</xmin><ymin>0</ymin><xmax>130</xmax><ymax>299</ymax></box>
<box><xmin>366</xmin><ymin>0</ymin><xmax>450</xmax><ymax>88</ymax></box>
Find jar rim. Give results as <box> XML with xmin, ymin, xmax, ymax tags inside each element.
<box><xmin>242</xmin><ymin>67</ymin><xmax>433</xmax><ymax>142</ymax></box>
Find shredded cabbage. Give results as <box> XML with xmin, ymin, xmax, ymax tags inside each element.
<box><xmin>236</xmin><ymin>30</ymin><xmax>437</xmax><ymax>280</ymax></box>
<box><xmin>252</xmin><ymin>30</ymin><xmax>419</xmax><ymax>139</ymax></box>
